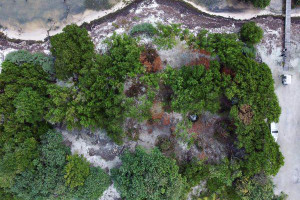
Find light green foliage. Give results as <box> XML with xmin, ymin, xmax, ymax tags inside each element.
<box><xmin>112</xmin><ymin>147</ymin><xmax>187</xmax><ymax>200</ymax></box>
<box><xmin>130</xmin><ymin>23</ymin><xmax>158</xmax><ymax>36</ymax></box>
<box><xmin>102</xmin><ymin>33</ymin><xmax>144</xmax><ymax>81</ymax></box>
<box><xmin>206</xmin><ymin>159</ymin><xmax>241</xmax><ymax>195</ymax></box>
<box><xmin>240</xmin><ymin>22</ymin><xmax>263</xmax><ymax>45</ymax></box>
<box><xmin>46</xmin><ymin>84</ymin><xmax>81</xmax><ymax>129</ymax></box>
<box><xmin>174</xmin><ymin>119</ymin><xmax>195</xmax><ymax>148</ymax></box>
<box><xmin>236</xmin><ymin>174</ymin><xmax>287</xmax><ymax>200</ymax></box>
<box><xmin>154</xmin><ymin>23</ymin><xmax>182</xmax><ymax>49</ymax></box>
<box><xmin>13</xmin><ymin>87</ymin><xmax>47</xmax><ymax>124</ymax></box>
<box><xmin>64</xmin><ymin>154</ymin><xmax>90</xmax><ymax>189</ymax></box>
<box><xmin>50</xmin><ymin>24</ymin><xmax>95</xmax><ymax>80</ymax></box>
<box><xmin>74</xmin><ymin>167</ymin><xmax>111</xmax><ymax>200</ymax></box>
<box><xmin>164</xmin><ymin>61</ymin><xmax>222</xmax><ymax>114</ymax></box>
<box><xmin>5</xmin><ymin>49</ymin><xmax>55</xmax><ymax>75</ymax></box>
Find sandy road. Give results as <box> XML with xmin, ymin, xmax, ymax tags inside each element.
<box><xmin>273</xmin><ymin>68</ymin><xmax>300</xmax><ymax>200</ymax></box>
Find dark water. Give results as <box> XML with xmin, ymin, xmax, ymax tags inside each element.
<box><xmin>0</xmin><ymin>0</ymin><xmax>119</xmax><ymax>31</ymax></box>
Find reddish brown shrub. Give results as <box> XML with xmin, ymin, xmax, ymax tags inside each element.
<box><xmin>140</xmin><ymin>48</ymin><xmax>162</xmax><ymax>73</ymax></box>
<box><xmin>238</xmin><ymin>104</ymin><xmax>254</xmax><ymax>125</ymax></box>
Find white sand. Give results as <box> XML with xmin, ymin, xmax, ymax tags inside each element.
<box><xmin>61</xmin><ymin>130</ymin><xmax>121</xmax><ymax>170</ymax></box>
<box><xmin>99</xmin><ymin>184</ymin><xmax>121</xmax><ymax>200</ymax></box>
<box><xmin>0</xmin><ymin>48</ymin><xmax>17</xmax><ymax>73</ymax></box>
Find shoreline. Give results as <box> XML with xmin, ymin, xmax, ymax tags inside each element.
<box><xmin>0</xmin><ymin>0</ymin><xmax>131</xmax><ymax>41</ymax></box>
<box><xmin>0</xmin><ymin>0</ymin><xmax>299</xmax><ymax>42</ymax></box>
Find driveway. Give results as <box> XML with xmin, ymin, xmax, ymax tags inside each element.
<box><xmin>273</xmin><ymin>68</ymin><xmax>300</xmax><ymax>200</ymax></box>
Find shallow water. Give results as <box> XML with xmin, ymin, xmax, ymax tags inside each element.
<box><xmin>0</xmin><ymin>0</ymin><xmax>120</xmax><ymax>32</ymax></box>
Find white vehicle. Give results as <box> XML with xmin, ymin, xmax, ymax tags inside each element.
<box><xmin>270</xmin><ymin>122</ymin><xmax>279</xmax><ymax>141</ymax></box>
<box><xmin>282</xmin><ymin>74</ymin><xmax>292</xmax><ymax>85</ymax></box>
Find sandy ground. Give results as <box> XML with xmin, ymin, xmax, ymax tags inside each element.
<box><xmin>0</xmin><ymin>0</ymin><xmax>300</xmax><ymax>199</ymax></box>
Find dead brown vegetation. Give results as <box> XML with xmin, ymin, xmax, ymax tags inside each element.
<box><xmin>238</xmin><ymin>104</ymin><xmax>254</xmax><ymax>125</ymax></box>
<box><xmin>140</xmin><ymin>47</ymin><xmax>162</xmax><ymax>73</ymax></box>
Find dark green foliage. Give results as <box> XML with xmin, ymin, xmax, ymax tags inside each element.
<box><xmin>242</xmin><ymin>44</ymin><xmax>256</xmax><ymax>58</ymax></box>
<box><xmin>74</xmin><ymin>167</ymin><xmax>111</xmax><ymax>200</ymax></box>
<box><xmin>249</xmin><ymin>0</ymin><xmax>271</xmax><ymax>8</ymax></box>
<box><xmin>130</xmin><ymin>23</ymin><xmax>158</xmax><ymax>36</ymax></box>
<box><xmin>233</xmin><ymin>120</ymin><xmax>284</xmax><ymax>176</ymax></box>
<box><xmin>164</xmin><ymin>61</ymin><xmax>222</xmax><ymax>114</ymax></box>
<box><xmin>9</xmin><ymin>130</ymin><xmax>110</xmax><ymax>200</ymax></box>
<box><xmin>180</xmin><ymin>160</ymin><xmax>207</xmax><ymax>188</ymax></box>
<box><xmin>77</xmin><ymin>34</ymin><xmax>143</xmax><ymax>141</ymax></box>
<box><xmin>64</xmin><ymin>154</ymin><xmax>90</xmax><ymax>189</ymax></box>
<box><xmin>50</xmin><ymin>24</ymin><xmax>95</xmax><ymax>80</ymax></box>
<box><xmin>0</xmin><ymin>60</ymin><xmax>52</xmax><ymax>190</ymax></box>
<box><xmin>13</xmin><ymin>87</ymin><xmax>47</xmax><ymax>124</ymax></box>
<box><xmin>48</xmin><ymin>32</ymin><xmax>144</xmax><ymax>143</ymax></box>
<box><xmin>10</xmin><ymin>130</ymin><xmax>71</xmax><ymax>200</ymax></box>
<box><xmin>112</xmin><ymin>147</ymin><xmax>187</xmax><ymax>200</ymax></box>
<box><xmin>5</xmin><ymin>50</ymin><xmax>55</xmax><ymax>75</ymax></box>
<box><xmin>226</xmin><ymin>59</ymin><xmax>281</xmax><ymax>123</ymax></box>
<box><xmin>240</xmin><ymin>22</ymin><xmax>264</xmax><ymax>45</ymax></box>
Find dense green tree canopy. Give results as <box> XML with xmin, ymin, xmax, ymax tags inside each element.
<box><xmin>50</xmin><ymin>24</ymin><xmax>95</xmax><ymax>80</ymax></box>
<box><xmin>112</xmin><ymin>147</ymin><xmax>187</xmax><ymax>200</ymax></box>
<box><xmin>164</xmin><ymin>61</ymin><xmax>223</xmax><ymax>114</ymax></box>
<box><xmin>240</xmin><ymin>22</ymin><xmax>264</xmax><ymax>45</ymax></box>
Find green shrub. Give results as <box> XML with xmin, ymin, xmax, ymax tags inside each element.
<box><xmin>154</xmin><ymin>23</ymin><xmax>182</xmax><ymax>49</ymax></box>
<box><xmin>64</xmin><ymin>154</ymin><xmax>90</xmax><ymax>189</ymax></box>
<box><xmin>240</xmin><ymin>22</ymin><xmax>263</xmax><ymax>45</ymax></box>
<box><xmin>112</xmin><ymin>147</ymin><xmax>187</xmax><ymax>200</ymax></box>
<box><xmin>5</xmin><ymin>50</ymin><xmax>55</xmax><ymax>75</ymax></box>
<box><xmin>163</xmin><ymin>61</ymin><xmax>222</xmax><ymax>114</ymax></box>
<box><xmin>130</xmin><ymin>23</ymin><xmax>157</xmax><ymax>36</ymax></box>
<box><xmin>74</xmin><ymin>167</ymin><xmax>111</xmax><ymax>200</ymax></box>
<box><xmin>249</xmin><ymin>0</ymin><xmax>271</xmax><ymax>8</ymax></box>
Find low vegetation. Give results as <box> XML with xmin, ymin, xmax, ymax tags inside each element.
<box><xmin>0</xmin><ymin>21</ymin><xmax>286</xmax><ymax>200</ymax></box>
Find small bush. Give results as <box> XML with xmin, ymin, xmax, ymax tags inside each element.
<box><xmin>5</xmin><ymin>50</ymin><xmax>55</xmax><ymax>75</ymax></box>
<box><xmin>240</xmin><ymin>22</ymin><xmax>263</xmax><ymax>45</ymax></box>
<box><xmin>130</xmin><ymin>23</ymin><xmax>157</xmax><ymax>36</ymax></box>
<box><xmin>64</xmin><ymin>154</ymin><xmax>90</xmax><ymax>189</ymax></box>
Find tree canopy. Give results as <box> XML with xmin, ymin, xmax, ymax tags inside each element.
<box><xmin>240</xmin><ymin>21</ymin><xmax>264</xmax><ymax>45</ymax></box>
<box><xmin>112</xmin><ymin>147</ymin><xmax>187</xmax><ymax>200</ymax></box>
